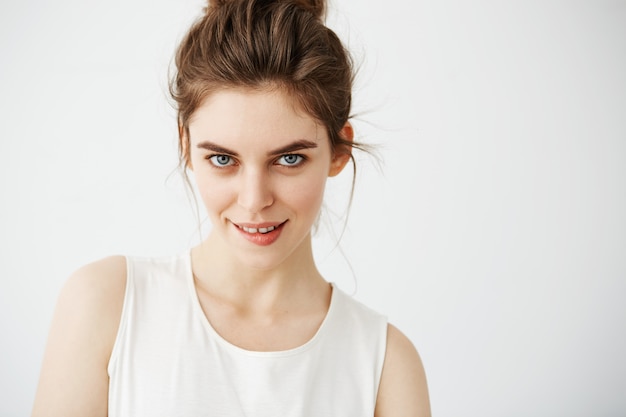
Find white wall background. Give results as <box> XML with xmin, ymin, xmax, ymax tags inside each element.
<box><xmin>1</xmin><ymin>0</ymin><xmax>624</xmax><ymax>415</ymax></box>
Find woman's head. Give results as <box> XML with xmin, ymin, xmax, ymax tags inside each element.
<box><xmin>185</xmin><ymin>88</ymin><xmax>351</xmax><ymax>269</ymax></box>
<box><xmin>170</xmin><ymin>0</ymin><xmax>356</xmax><ymax>168</ymax></box>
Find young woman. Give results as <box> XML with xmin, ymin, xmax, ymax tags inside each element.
<box><xmin>31</xmin><ymin>0</ymin><xmax>430</xmax><ymax>415</ymax></box>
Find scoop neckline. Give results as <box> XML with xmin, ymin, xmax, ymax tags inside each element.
<box><xmin>184</xmin><ymin>251</ymin><xmax>338</xmax><ymax>358</ymax></box>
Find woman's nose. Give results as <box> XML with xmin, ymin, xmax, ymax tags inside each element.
<box><xmin>237</xmin><ymin>168</ymin><xmax>274</xmax><ymax>213</ymax></box>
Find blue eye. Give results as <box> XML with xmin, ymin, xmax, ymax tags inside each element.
<box><xmin>277</xmin><ymin>154</ymin><xmax>304</xmax><ymax>167</ymax></box>
<box><xmin>209</xmin><ymin>154</ymin><xmax>235</xmax><ymax>167</ymax></box>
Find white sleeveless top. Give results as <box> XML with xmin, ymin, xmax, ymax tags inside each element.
<box><xmin>107</xmin><ymin>253</ymin><xmax>388</xmax><ymax>417</ymax></box>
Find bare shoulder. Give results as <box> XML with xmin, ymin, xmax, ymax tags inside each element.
<box><xmin>31</xmin><ymin>256</ymin><xmax>127</xmax><ymax>417</ymax></box>
<box><xmin>53</xmin><ymin>256</ymin><xmax>128</xmax><ymax>346</ymax></box>
<box><xmin>61</xmin><ymin>256</ymin><xmax>127</xmax><ymax>309</ymax></box>
<box><xmin>375</xmin><ymin>323</ymin><xmax>431</xmax><ymax>417</ymax></box>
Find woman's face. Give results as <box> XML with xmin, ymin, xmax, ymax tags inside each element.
<box><xmin>187</xmin><ymin>88</ymin><xmax>350</xmax><ymax>270</ymax></box>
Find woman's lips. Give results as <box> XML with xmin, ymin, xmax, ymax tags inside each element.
<box><xmin>240</xmin><ymin>225</ymin><xmax>276</xmax><ymax>234</ymax></box>
<box><xmin>232</xmin><ymin>221</ymin><xmax>286</xmax><ymax>246</ymax></box>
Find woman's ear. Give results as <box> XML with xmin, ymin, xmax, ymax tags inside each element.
<box><xmin>328</xmin><ymin>122</ymin><xmax>354</xmax><ymax>177</ymax></box>
<box><xmin>180</xmin><ymin>124</ymin><xmax>193</xmax><ymax>170</ymax></box>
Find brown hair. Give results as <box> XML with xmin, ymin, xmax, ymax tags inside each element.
<box><xmin>170</xmin><ymin>0</ymin><xmax>364</xmax><ymax>169</ymax></box>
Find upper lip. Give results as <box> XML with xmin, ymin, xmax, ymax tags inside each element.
<box><xmin>231</xmin><ymin>220</ymin><xmax>286</xmax><ymax>229</ymax></box>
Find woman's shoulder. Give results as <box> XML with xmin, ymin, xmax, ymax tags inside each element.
<box><xmin>62</xmin><ymin>255</ymin><xmax>128</xmax><ymax>311</ymax></box>
<box><xmin>67</xmin><ymin>255</ymin><xmax>127</xmax><ymax>283</ymax></box>
<box><xmin>52</xmin><ymin>255</ymin><xmax>128</xmax><ymax>360</ymax></box>
<box><xmin>330</xmin><ymin>288</ymin><xmax>431</xmax><ymax>416</ymax></box>
<box><xmin>57</xmin><ymin>255</ymin><xmax>128</xmax><ymax>351</ymax></box>
<box><xmin>375</xmin><ymin>323</ymin><xmax>432</xmax><ymax>417</ymax></box>
<box><xmin>31</xmin><ymin>256</ymin><xmax>128</xmax><ymax>416</ymax></box>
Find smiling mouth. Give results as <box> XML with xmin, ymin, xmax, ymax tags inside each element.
<box><xmin>234</xmin><ymin>221</ymin><xmax>286</xmax><ymax>235</ymax></box>
<box><xmin>238</xmin><ymin>225</ymin><xmax>275</xmax><ymax>234</ymax></box>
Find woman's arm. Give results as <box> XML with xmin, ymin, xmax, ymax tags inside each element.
<box><xmin>31</xmin><ymin>256</ymin><xmax>127</xmax><ymax>417</ymax></box>
<box><xmin>375</xmin><ymin>324</ymin><xmax>431</xmax><ymax>417</ymax></box>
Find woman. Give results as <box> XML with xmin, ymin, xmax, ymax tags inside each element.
<box><xmin>31</xmin><ymin>0</ymin><xmax>431</xmax><ymax>415</ymax></box>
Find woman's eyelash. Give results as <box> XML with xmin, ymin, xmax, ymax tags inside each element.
<box><xmin>276</xmin><ymin>154</ymin><xmax>306</xmax><ymax>167</ymax></box>
<box><xmin>204</xmin><ymin>153</ymin><xmax>307</xmax><ymax>168</ymax></box>
<box><xmin>206</xmin><ymin>154</ymin><xmax>236</xmax><ymax>167</ymax></box>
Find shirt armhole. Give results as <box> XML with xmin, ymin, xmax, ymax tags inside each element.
<box><xmin>373</xmin><ymin>316</ymin><xmax>389</xmax><ymax>403</ymax></box>
<box><xmin>107</xmin><ymin>256</ymin><xmax>133</xmax><ymax>377</ymax></box>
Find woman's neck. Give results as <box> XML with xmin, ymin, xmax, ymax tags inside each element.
<box><xmin>191</xmin><ymin>233</ymin><xmax>327</xmax><ymax>315</ymax></box>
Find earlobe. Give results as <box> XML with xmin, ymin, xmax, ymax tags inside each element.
<box><xmin>328</xmin><ymin>122</ymin><xmax>354</xmax><ymax>177</ymax></box>
<box><xmin>328</xmin><ymin>153</ymin><xmax>351</xmax><ymax>177</ymax></box>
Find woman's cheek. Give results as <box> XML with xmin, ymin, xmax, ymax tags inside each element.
<box><xmin>196</xmin><ymin>175</ymin><xmax>233</xmax><ymax>212</ymax></box>
<box><xmin>287</xmin><ymin>175</ymin><xmax>327</xmax><ymax>214</ymax></box>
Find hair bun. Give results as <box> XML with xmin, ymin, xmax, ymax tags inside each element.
<box><xmin>291</xmin><ymin>0</ymin><xmax>326</xmax><ymax>20</ymax></box>
<box><xmin>206</xmin><ymin>0</ymin><xmax>326</xmax><ymax>20</ymax></box>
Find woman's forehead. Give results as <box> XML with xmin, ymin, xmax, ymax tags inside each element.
<box><xmin>193</xmin><ymin>87</ymin><xmax>308</xmax><ymax>118</ymax></box>
<box><xmin>188</xmin><ymin>88</ymin><xmax>327</xmax><ymax>147</ymax></box>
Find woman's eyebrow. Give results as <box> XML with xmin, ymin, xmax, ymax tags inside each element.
<box><xmin>268</xmin><ymin>140</ymin><xmax>318</xmax><ymax>156</ymax></box>
<box><xmin>195</xmin><ymin>139</ymin><xmax>318</xmax><ymax>156</ymax></box>
<box><xmin>196</xmin><ymin>141</ymin><xmax>239</xmax><ymax>156</ymax></box>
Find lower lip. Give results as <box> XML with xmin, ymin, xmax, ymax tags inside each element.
<box><xmin>234</xmin><ymin>223</ymin><xmax>285</xmax><ymax>246</ymax></box>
